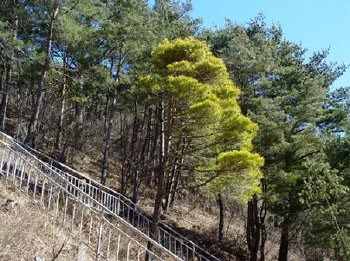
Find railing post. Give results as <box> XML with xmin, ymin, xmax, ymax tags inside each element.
<box><xmin>0</xmin><ymin>144</ymin><xmax>6</xmax><ymax>174</ymax></box>
<box><xmin>116</xmin><ymin>194</ymin><xmax>120</xmax><ymax>214</ymax></box>
<box><xmin>95</xmin><ymin>208</ymin><xmax>104</xmax><ymax>261</ymax></box>
<box><xmin>192</xmin><ymin>242</ymin><xmax>196</xmax><ymax>260</ymax></box>
<box><xmin>0</xmin><ymin>131</ymin><xmax>221</xmax><ymax>261</ymax></box>
<box><xmin>5</xmin><ymin>151</ymin><xmax>12</xmax><ymax>182</ymax></box>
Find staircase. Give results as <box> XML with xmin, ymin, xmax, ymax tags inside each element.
<box><xmin>0</xmin><ymin>131</ymin><xmax>220</xmax><ymax>261</ymax></box>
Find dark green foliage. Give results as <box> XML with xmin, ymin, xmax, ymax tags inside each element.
<box><xmin>203</xmin><ymin>16</ymin><xmax>349</xmax><ymax>260</ymax></box>
<box><xmin>1</xmin><ymin>2</ymin><xmax>350</xmax><ymax>260</ymax></box>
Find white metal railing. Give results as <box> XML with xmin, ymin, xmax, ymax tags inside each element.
<box><xmin>0</xmin><ymin>131</ymin><xmax>220</xmax><ymax>261</ymax></box>
<box><xmin>0</xmin><ymin>138</ymin><xmax>181</xmax><ymax>261</ymax></box>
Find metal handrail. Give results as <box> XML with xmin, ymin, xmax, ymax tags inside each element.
<box><xmin>0</xmin><ymin>137</ymin><xmax>182</xmax><ymax>261</ymax></box>
<box><xmin>0</xmin><ymin>131</ymin><xmax>220</xmax><ymax>261</ymax></box>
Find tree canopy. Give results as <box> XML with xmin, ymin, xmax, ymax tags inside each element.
<box><xmin>0</xmin><ymin>1</ymin><xmax>349</xmax><ymax>260</ymax></box>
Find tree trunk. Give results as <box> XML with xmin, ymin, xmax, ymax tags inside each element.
<box><xmin>0</xmin><ymin>64</ymin><xmax>5</xmax><ymax>91</ymax></box>
<box><xmin>101</xmin><ymin>91</ymin><xmax>117</xmax><ymax>185</ymax></box>
<box><xmin>150</xmin><ymin>163</ymin><xmax>165</xmax><ymax>237</ymax></box>
<box><xmin>15</xmin><ymin>60</ymin><xmax>24</xmax><ymax>139</ymax></box>
<box><xmin>0</xmin><ymin>61</ymin><xmax>12</xmax><ymax>131</ymax></box>
<box><xmin>148</xmin><ymin>101</ymin><xmax>167</xmax><ymax>255</ymax></box>
<box><xmin>129</xmin><ymin>99</ymin><xmax>139</xmax><ymax>202</ymax></box>
<box><xmin>163</xmin><ymin>158</ymin><xmax>178</xmax><ymax>212</ymax></box>
<box><xmin>131</xmin><ymin>169</ymin><xmax>140</xmax><ymax>203</ymax></box>
<box><xmin>148</xmin><ymin>105</ymin><xmax>160</xmax><ymax>187</ymax></box>
<box><xmin>168</xmin><ymin>165</ymin><xmax>180</xmax><ymax>209</ymax></box>
<box><xmin>278</xmin><ymin>220</ymin><xmax>289</xmax><ymax>261</ymax></box>
<box><xmin>169</xmin><ymin>139</ymin><xmax>186</xmax><ymax>209</ymax></box>
<box><xmin>119</xmin><ymin>112</ymin><xmax>128</xmax><ymax>194</ymax></box>
<box><xmin>217</xmin><ymin>193</ymin><xmax>224</xmax><ymax>244</ymax></box>
<box><xmin>25</xmin><ymin>5</ymin><xmax>59</xmax><ymax>145</ymax></box>
<box><xmin>146</xmin><ymin>163</ymin><xmax>166</xmax><ymax>259</ymax></box>
<box><xmin>259</xmin><ymin>180</ymin><xmax>267</xmax><ymax>261</ymax></box>
<box><xmin>131</xmin><ymin>103</ymin><xmax>150</xmax><ymax>204</ymax></box>
<box><xmin>247</xmin><ymin>195</ymin><xmax>260</xmax><ymax>261</ymax></box>
<box><xmin>55</xmin><ymin>52</ymin><xmax>68</xmax><ymax>149</ymax></box>
<box><xmin>101</xmin><ymin>56</ymin><xmax>125</xmax><ymax>185</ymax></box>
<box><xmin>75</xmin><ymin>74</ymin><xmax>85</xmax><ymax>127</ymax></box>
<box><xmin>0</xmin><ymin>15</ymin><xmax>18</xmax><ymax>131</ymax></box>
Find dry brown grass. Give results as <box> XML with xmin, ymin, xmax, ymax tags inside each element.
<box><xmin>44</xmin><ymin>149</ymin><xmax>305</xmax><ymax>260</ymax></box>
<box><xmin>0</xmin><ymin>180</ymin><xmax>94</xmax><ymax>261</ymax></box>
<box><xmin>66</xmin><ymin>152</ymin><xmax>249</xmax><ymax>260</ymax></box>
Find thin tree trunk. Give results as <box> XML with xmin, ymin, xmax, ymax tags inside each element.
<box><xmin>0</xmin><ymin>64</ymin><xmax>5</xmax><ymax>91</ymax></box>
<box><xmin>169</xmin><ymin>137</ymin><xmax>186</xmax><ymax>209</ymax></box>
<box><xmin>132</xmin><ymin>102</ymin><xmax>149</xmax><ymax>204</ymax></box>
<box><xmin>129</xmin><ymin>99</ymin><xmax>139</xmax><ymax>201</ymax></box>
<box><xmin>168</xmin><ymin>161</ymin><xmax>181</xmax><ymax>209</ymax></box>
<box><xmin>163</xmin><ymin>161</ymin><xmax>178</xmax><ymax>213</ymax></box>
<box><xmin>217</xmin><ymin>193</ymin><xmax>224</xmax><ymax>244</ymax></box>
<box><xmin>120</xmin><ymin>166</ymin><xmax>127</xmax><ymax>195</ymax></box>
<box><xmin>278</xmin><ymin>219</ymin><xmax>289</xmax><ymax>261</ymax></box>
<box><xmin>101</xmin><ymin>56</ymin><xmax>124</xmax><ymax>185</ymax></box>
<box><xmin>153</xmin><ymin>101</ymin><xmax>166</xmax><ymax>227</ymax></box>
<box><xmin>119</xmin><ymin>112</ymin><xmax>128</xmax><ymax>194</ymax></box>
<box><xmin>16</xmin><ymin>60</ymin><xmax>23</xmax><ymax>139</ymax></box>
<box><xmin>101</xmin><ymin>57</ymin><xmax>123</xmax><ymax>185</ymax></box>
<box><xmin>131</xmin><ymin>169</ymin><xmax>140</xmax><ymax>203</ymax></box>
<box><xmin>0</xmin><ymin>15</ymin><xmax>18</xmax><ymax>131</ymax></box>
<box><xmin>148</xmin><ymin>101</ymin><xmax>167</xmax><ymax>255</ymax></box>
<box><xmin>148</xmin><ymin>105</ymin><xmax>160</xmax><ymax>187</ymax></box>
<box><xmin>0</xmin><ymin>61</ymin><xmax>12</xmax><ymax>130</ymax></box>
<box><xmin>247</xmin><ymin>195</ymin><xmax>260</xmax><ymax>261</ymax></box>
<box><xmin>101</xmin><ymin>91</ymin><xmax>117</xmax><ymax>185</ymax></box>
<box><xmin>55</xmin><ymin>52</ymin><xmax>68</xmax><ymax>149</ymax></box>
<box><xmin>259</xmin><ymin>180</ymin><xmax>267</xmax><ymax>261</ymax></box>
<box><xmin>163</xmin><ymin>145</ymin><xmax>183</xmax><ymax>211</ymax></box>
<box><xmin>150</xmin><ymin>162</ymin><xmax>165</xmax><ymax>234</ymax></box>
<box><xmin>75</xmin><ymin>74</ymin><xmax>85</xmax><ymax>127</ymax></box>
<box><xmin>25</xmin><ymin>5</ymin><xmax>59</xmax><ymax>145</ymax></box>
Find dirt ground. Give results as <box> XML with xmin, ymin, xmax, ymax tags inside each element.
<box><xmin>0</xmin><ymin>181</ymin><xmax>94</xmax><ymax>261</ymax></box>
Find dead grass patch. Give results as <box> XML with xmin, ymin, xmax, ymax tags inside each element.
<box><xmin>0</xmin><ymin>181</ymin><xmax>94</xmax><ymax>261</ymax></box>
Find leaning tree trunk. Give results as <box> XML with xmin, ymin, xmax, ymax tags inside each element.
<box><xmin>163</xmin><ymin>159</ymin><xmax>179</xmax><ymax>213</ymax></box>
<box><xmin>25</xmin><ymin>5</ymin><xmax>59</xmax><ymax>145</ymax></box>
<box><xmin>169</xmin><ymin>138</ymin><xmax>187</xmax><ymax>209</ymax></box>
<box><xmin>163</xmin><ymin>133</ymin><xmax>185</xmax><ymax>212</ymax></box>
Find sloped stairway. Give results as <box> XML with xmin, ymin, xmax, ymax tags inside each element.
<box><xmin>0</xmin><ymin>131</ymin><xmax>219</xmax><ymax>261</ymax></box>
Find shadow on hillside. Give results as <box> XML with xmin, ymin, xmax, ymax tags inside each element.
<box><xmin>160</xmin><ymin>217</ymin><xmax>249</xmax><ymax>261</ymax></box>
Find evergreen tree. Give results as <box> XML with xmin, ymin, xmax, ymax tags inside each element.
<box><xmin>204</xmin><ymin>17</ymin><xmax>347</xmax><ymax>260</ymax></box>
<box><xmin>140</xmin><ymin>36</ymin><xmax>263</xmax><ymax>251</ymax></box>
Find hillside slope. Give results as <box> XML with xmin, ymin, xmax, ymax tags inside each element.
<box><xmin>0</xmin><ymin>181</ymin><xmax>94</xmax><ymax>261</ymax></box>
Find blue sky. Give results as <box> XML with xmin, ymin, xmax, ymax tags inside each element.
<box><xmin>189</xmin><ymin>0</ymin><xmax>350</xmax><ymax>89</ymax></box>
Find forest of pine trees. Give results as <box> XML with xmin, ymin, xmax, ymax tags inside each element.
<box><xmin>0</xmin><ymin>0</ymin><xmax>349</xmax><ymax>260</ymax></box>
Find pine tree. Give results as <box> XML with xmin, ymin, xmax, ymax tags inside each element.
<box><xmin>204</xmin><ymin>17</ymin><xmax>347</xmax><ymax>260</ymax></box>
<box><xmin>140</xmin><ymin>37</ymin><xmax>263</xmax><ymax>250</ymax></box>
